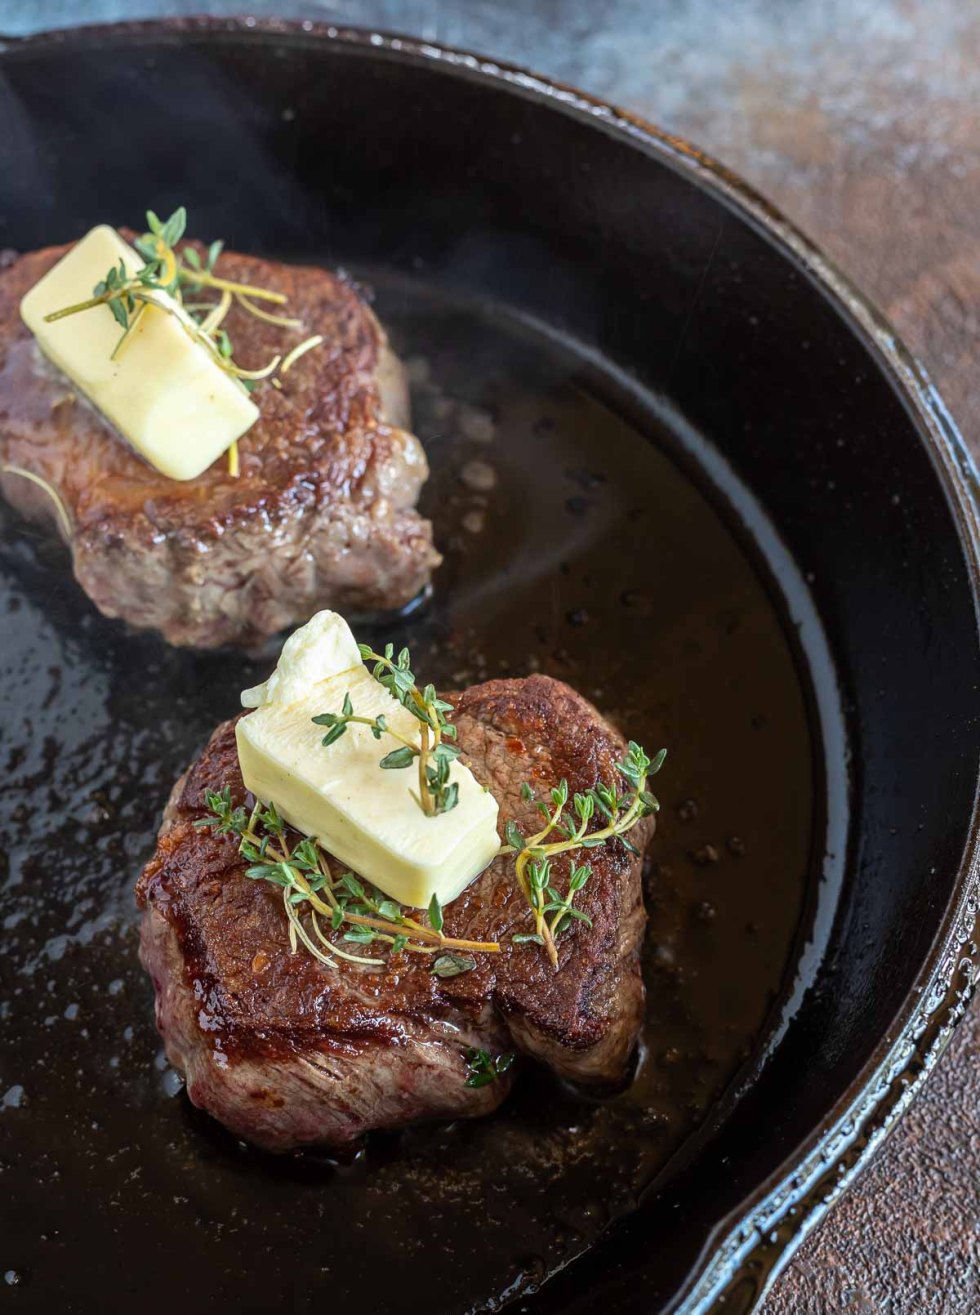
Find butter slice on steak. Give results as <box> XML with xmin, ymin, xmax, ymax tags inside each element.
<box><xmin>136</xmin><ymin>675</ymin><xmax>650</xmax><ymax>1151</ymax></box>
<box><xmin>0</xmin><ymin>241</ymin><xmax>439</xmax><ymax>648</ymax></box>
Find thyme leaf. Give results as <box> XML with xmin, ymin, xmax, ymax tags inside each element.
<box><xmin>464</xmin><ymin>1048</ymin><xmax>514</xmax><ymax>1088</ymax></box>
<box><xmin>428</xmin><ymin>892</ymin><xmax>444</xmax><ymax>933</ymax></box>
<box><xmin>432</xmin><ymin>953</ymin><xmax>477</xmax><ymax>978</ymax></box>
<box><xmin>194</xmin><ymin>786</ymin><xmax>249</xmax><ymax>836</ymax></box>
<box><xmin>312</xmin><ymin>642</ymin><xmax>461</xmax><ymax>818</ymax></box>
<box><xmin>503</xmin><ymin>740</ymin><xmax>665</xmax><ymax>970</ymax></box>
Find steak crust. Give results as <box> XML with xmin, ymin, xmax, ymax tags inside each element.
<box><xmin>136</xmin><ymin>675</ymin><xmax>651</xmax><ymax>1151</ymax></box>
<box><xmin>0</xmin><ymin>240</ymin><xmax>439</xmax><ymax>647</ymax></box>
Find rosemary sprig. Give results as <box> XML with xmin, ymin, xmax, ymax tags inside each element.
<box><xmin>195</xmin><ymin>787</ymin><xmax>500</xmax><ymax>970</ymax></box>
<box><xmin>500</xmin><ymin>742</ymin><xmax>666</xmax><ymax>970</ymax></box>
<box><xmin>464</xmin><ymin>1048</ymin><xmax>514</xmax><ymax>1088</ymax></box>
<box><xmin>43</xmin><ymin>207</ymin><xmax>325</xmax><ymax>474</ymax></box>
<box><xmin>311</xmin><ymin>643</ymin><xmax>460</xmax><ymax>818</ymax></box>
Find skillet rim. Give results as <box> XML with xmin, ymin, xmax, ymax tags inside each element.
<box><xmin>1</xmin><ymin>17</ymin><xmax>978</xmax><ymax>1314</ymax></box>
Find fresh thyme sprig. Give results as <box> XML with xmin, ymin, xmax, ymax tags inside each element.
<box><xmin>203</xmin><ymin>683</ymin><xmax>663</xmax><ymax>979</ymax></box>
<box><xmin>311</xmin><ymin>643</ymin><xmax>461</xmax><ymax>818</ymax></box>
<box><xmin>196</xmin><ymin>787</ymin><xmax>500</xmax><ymax>971</ymax></box>
<box><xmin>43</xmin><ymin>207</ymin><xmax>323</xmax><ymax>476</ymax></box>
<box><xmin>500</xmin><ymin>742</ymin><xmax>666</xmax><ymax>970</ymax></box>
<box><xmin>464</xmin><ymin>1048</ymin><xmax>515</xmax><ymax>1088</ymax></box>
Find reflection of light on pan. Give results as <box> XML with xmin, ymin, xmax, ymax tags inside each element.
<box><xmin>454</xmin><ymin>478</ymin><xmax>617</xmax><ymax>620</ymax></box>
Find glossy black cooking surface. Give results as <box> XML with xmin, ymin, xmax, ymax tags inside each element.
<box><xmin>0</xmin><ymin>272</ymin><xmax>820</xmax><ymax>1312</ymax></box>
<box><xmin>0</xmin><ymin>24</ymin><xmax>978</xmax><ymax>1315</ymax></box>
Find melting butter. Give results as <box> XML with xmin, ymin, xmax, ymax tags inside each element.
<box><xmin>20</xmin><ymin>225</ymin><xmax>258</xmax><ymax>481</ymax></box>
<box><xmin>236</xmin><ymin>612</ymin><xmax>500</xmax><ymax>909</ymax></box>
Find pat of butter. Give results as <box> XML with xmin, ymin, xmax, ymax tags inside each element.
<box><xmin>236</xmin><ymin>612</ymin><xmax>500</xmax><ymax>909</ymax></box>
<box><xmin>20</xmin><ymin>225</ymin><xmax>259</xmax><ymax>481</ymax></box>
<box><xmin>240</xmin><ymin>610</ymin><xmax>363</xmax><ymax>710</ymax></box>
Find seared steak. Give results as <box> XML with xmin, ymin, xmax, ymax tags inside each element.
<box><xmin>136</xmin><ymin>675</ymin><xmax>651</xmax><ymax>1151</ymax></box>
<box><xmin>0</xmin><ymin>241</ymin><xmax>439</xmax><ymax>648</ymax></box>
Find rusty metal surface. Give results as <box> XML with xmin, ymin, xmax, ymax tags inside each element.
<box><xmin>3</xmin><ymin>2</ymin><xmax>979</xmax><ymax>1309</ymax></box>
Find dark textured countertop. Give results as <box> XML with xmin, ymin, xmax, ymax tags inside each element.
<box><xmin>4</xmin><ymin>2</ymin><xmax>979</xmax><ymax>1310</ymax></box>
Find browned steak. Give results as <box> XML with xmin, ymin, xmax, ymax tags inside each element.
<box><xmin>136</xmin><ymin>675</ymin><xmax>651</xmax><ymax>1151</ymax></box>
<box><xmin>0</xmin><ymin>240</ymin><xmax>439</xmax><ymax>647</ymax></box>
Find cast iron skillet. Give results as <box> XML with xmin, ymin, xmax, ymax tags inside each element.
<box><xmin>0</xmin><ymin>19</ymin><xmax>979</xmax><ymax>1315</ymax></box>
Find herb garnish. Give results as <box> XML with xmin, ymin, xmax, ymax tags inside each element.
<box><xmin>312</xmin><ymin>643</ymin><xmax>461</xmax><ymax>818</ymax></box>
<box><xmin>312</xmin><ymin>641</ymin><xmax>664</xmax><ymax>966</ymax></box>
<box><xmin>501</xmin><ymin>742</ymin><xmax>665</xmax><ymax>969</ymax></box>
<box><xmin>196</xmin><ymin>787</ymin><xmax>500</xmax><ymax>970</ymax></box>
<box><xmin>43</xmin><ymin>207</ymin><xmax>323</xmax><ymax>476</ymax></box>
<box><xmin>464</xmin><ymin>1048</ymin><xmax>515</xmax><ymax>1088</ymax></box>
<box><xmin>207</xmin><ymin>627</ymin><xmax>665</xmax><ymax>980</ymax></box>
<box><xmin>432</xmin><ymin>952</ymin><xmax>477</xmax><ymax>978</ymax></box>
<box><xmin>0</xmin><ymin>464</ymin><xmax>72</xmax><ymax>538</ymax></box>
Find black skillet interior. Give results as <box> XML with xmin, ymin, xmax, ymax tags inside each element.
<box><xmin>0</xmin><ymin>23</ymin><xmax>978</xmax><ymax>1315</ymax></box>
